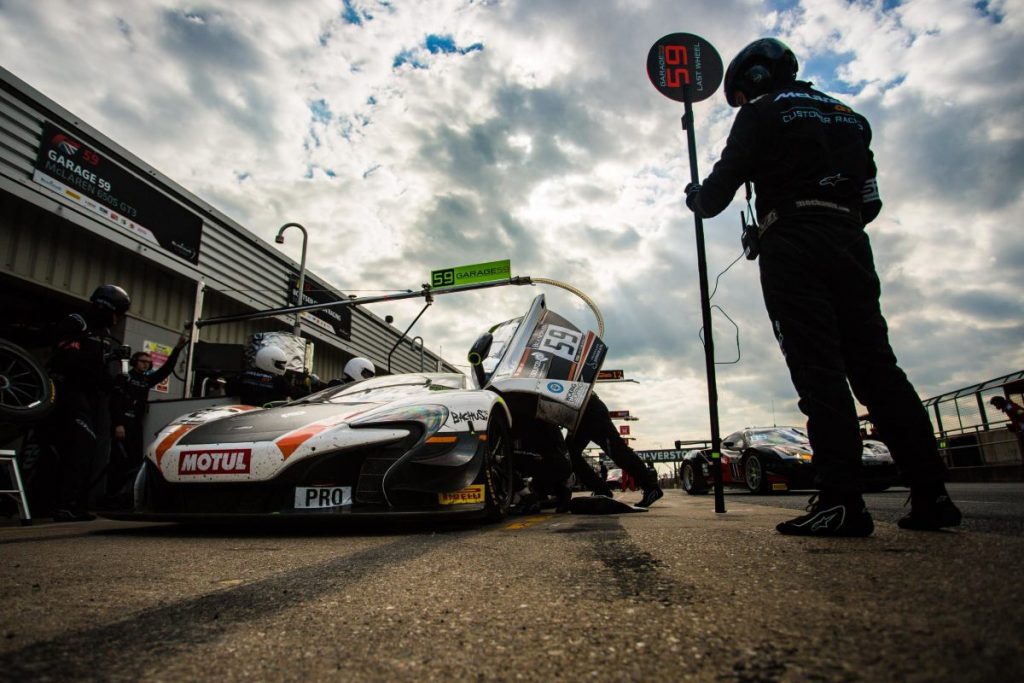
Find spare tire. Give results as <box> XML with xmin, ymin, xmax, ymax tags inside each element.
<box><xmin>0</xmin><ymin>338</ymin><xmax>56</xmax><ymax>424</ymax></box>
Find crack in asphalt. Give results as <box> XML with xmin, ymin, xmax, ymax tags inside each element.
<box><xmin>0</xmin><ymin>528</ymin><xmax>474</xmax><ymax>682</ymax></box>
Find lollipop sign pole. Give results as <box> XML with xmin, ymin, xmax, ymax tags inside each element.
<box><xmin>646</xmin><ymin>33</ymin><xmax>728</xmax><ymax>513</ymax></box>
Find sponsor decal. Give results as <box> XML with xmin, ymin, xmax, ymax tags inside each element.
<box><xmin>438</xmin><ymin>484</ymin><xmax>485</xmax><ymax>505</ymax></box>
<box><xmin>178</xmin><ymin>449</ymin><xmax>252</xmax><ymax>475</ymax></box>
<box><xmin>295</xmin><ymin>486</ymin><xmax>352</xmax><ymax>509</ymax></box>
<box><xmin>451</xmin><ymin>409</ymin><xmax>488</xmax><ymax>425</ymax></box>
<box><xmin>526</xmin><ymin>351</ymin><xmax>550</xmax><ymax>379</ymax></box>
<box><xmin>773</xmin><ymin>91</ymin><xmax>843</xmax><ymax>105</ymax></box>
<box><xmin>772</xmin><ymin>483</ymin><xmax>789</xmax><ymax>491</ymax></box>
<box><xmin>547</xmin><ymin>381</ymin><xmax>564</xmax><ymax>394</ymax></box>
<box><xmin>564</xmin><ymin>382</ymin><xmax>585</xmax><ymax>405</ymax></box>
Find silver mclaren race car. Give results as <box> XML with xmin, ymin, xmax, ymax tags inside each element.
<box><xmin>115</xmin><ymin>293</ymin><xmax>606</xmax><ymax>522</ymax></box>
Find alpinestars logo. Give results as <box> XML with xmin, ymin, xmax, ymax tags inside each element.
<box><xmin>52</xmin><ymin>134</ymin><xmax>80</xmax><ymax>157</ymax></box>
<box><xmin>179</xmin><ymin>449</ymin><xmax>252</xmax><ymax>475</ymax></box>
<box><xmin>811</xmin><ymin>507</ymin><xmax>844</xmax><ymax>531</ymax></box>
<box><xmin>819</xmin><ymin>173</ymin><xmax>847</xmax><ymax>187</ymax></box>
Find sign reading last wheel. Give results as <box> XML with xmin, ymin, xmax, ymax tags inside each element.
<box><xmin>646</xmin><ymin>33</ymin><xmax>723</xmax><ymax>103</ymax></box>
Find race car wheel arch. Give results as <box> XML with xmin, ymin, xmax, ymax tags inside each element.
<box><xmin>743</xmin><ymin>452</ymin><xmax>770</xmax><ymax>494</ymax></box>
<box><xmin>681</xmin><ymin>462</ymin><xmax>708</xmax><ymax>495</ymax></box>
<box><xmin>483</xmin><ymin>412</ymin><xmax>514</xmax><ymax>520</ymax></box>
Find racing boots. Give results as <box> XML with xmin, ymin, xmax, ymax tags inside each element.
<box><xmin>636</xmin><ymin>485</ymin><xmax>664</xmax><ymax>509</ymax></box>
<box><xmin>897</xmin><ymin>485</ymin><xmax>962</xmax><ymax>531</ymax></box>
<box><xmin>776</xmin><ymin>491</ymin><xmax>874</xmax><ymax>537</ymax></box>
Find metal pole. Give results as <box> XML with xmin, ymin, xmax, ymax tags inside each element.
<box><xmin>193</xmin><ymin>276</ymin><xmax>534</xmax><ymax>329</ymax></box>
<box><xmin>386</xmin><ymin>303</ymin><xmax>431</xmax><ymax>374</ymax></box>
<box><xmin>183</xmin><ymin>280</ymin><xmax>205</xmax><ymax>399</ymax></box>
<box><xmin>412</xmin><ymin>336</ymin><xmax>425</xmax><ymax>371</ymax></box>
<box><xmin>683</xmin><ymin>91</ymin><xmax>725</xmax><ymax>513</ymax></box>
<box><xmin>275</xmin><ymin>222</ymin><xmax>308</xmax><ymax>336</ymax></box>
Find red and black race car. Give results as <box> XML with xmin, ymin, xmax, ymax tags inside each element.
<box><xmin>679</xmin><ymin>426</ymin><xmax>901</xmax><ymax>495</ymax></box>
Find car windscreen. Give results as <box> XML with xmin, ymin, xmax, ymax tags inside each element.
<box><xmin>747</xmin><ymin>428</ymin><xmax>809</xmax><ymax>446</ymax></box>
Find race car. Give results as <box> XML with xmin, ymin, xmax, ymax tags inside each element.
<box><xmin>109</xmin><ymin>293</ymin><xmax>607</xmax><ymax>522</ymax></box>
<box><xmin>679</xmin><ymin>426</ymin><xmax>901</xmax><ymax>495</ymax></box>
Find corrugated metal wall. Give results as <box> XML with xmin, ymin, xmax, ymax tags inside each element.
<box><xmin>1</xmin><ymin>191</ymin><xmax>195</xmax><ymax>329</ymax></box>
<box><xmin>0</xmin><ymin>67</ymin><xmax>456</xmax><ymax>377</ymax></box>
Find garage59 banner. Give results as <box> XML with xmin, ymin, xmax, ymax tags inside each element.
<box><xmin>32</xmin><ymin>122</ymin><xmax>203</xmax><ymax>264</ymax></box>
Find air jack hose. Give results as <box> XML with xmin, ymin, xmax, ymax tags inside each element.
<box><xmin>531</xmin><ymin>277</ymin><xmax>605</xmax><ymax>338</ymax></box>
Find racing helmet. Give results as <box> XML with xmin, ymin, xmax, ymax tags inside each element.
<box><xmin>254</xmin><ymin>346</ymin><xmax>289</xmax><ymax>376</ymax></box>
<box><xmin>89</xmin><ymin>284</ymin><xmax>131</xmax><ymax>314</ymax></box>
<box><xmin>343</xmin><ymin>357</ymin><xmax>375</xmax><ymax>382</ymax></box>
<box><xmin>724</xmin><ymin>38</ymin><xmax>798</xmax><ymax>107</ymax></box>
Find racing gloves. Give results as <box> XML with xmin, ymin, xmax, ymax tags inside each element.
<box><xmin>684</xmin><ymin>182</ymin><xmax>702</xmax><ymax>214</ymax></box>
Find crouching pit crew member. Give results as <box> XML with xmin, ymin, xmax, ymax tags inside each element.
<box><xmin>684</xmin><ymin>38</ymin><xmax>959</xmax><ymax>536</ymax></box>
<box><xmin>568</xmin><ymin>393</ymin><xmax>663</xmax><ymax>508</ymax></box>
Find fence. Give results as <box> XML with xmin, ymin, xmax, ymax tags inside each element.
<box><xmin>883</xmin><ymin>370</ymin><xmax>1024</xmax><ymax>473</ymax></box>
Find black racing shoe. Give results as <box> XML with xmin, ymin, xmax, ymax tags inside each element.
<box><xmin>636</xmin><ymin>486</ymin><xmax>664</xmax><ymax>508</ymax></box>
<box><xmin>52</xmin><ymin>509</ymin><xmax>96</xmax><ymax>523</ymax></box>
<box><xmin>510</xmin><ymin>492</ymin><xmax>540</xmax><ymax>515</ymax></box>
<box><xmin>776</xmin><ymin>493</ymin><xmax>874</xmax><ymax>537</ymax></box>
<box><xmin>897</xmin><ymin>492</ymin><xmax>962</xmax><ymax>531</ymax></box>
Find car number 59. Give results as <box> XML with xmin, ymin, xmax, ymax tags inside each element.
<box><xmin>539</xmin><ymin>325</ymin><xmax>581</xmax><ymax>362</ymax></box>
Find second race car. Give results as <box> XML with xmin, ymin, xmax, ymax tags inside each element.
<box><xmin>679</xmin><ymin>426</ymin><xmax>901</xmax><ymax>495</ymax></box>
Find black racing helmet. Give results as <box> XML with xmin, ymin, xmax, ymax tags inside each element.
<box><xmin>90</xmin><ymin>284</ymin><xmax>131</xmax><ymax>314</ymax></box>
<box><xmin>724</xmin><ymin>38</ymin><xmax>798</xmax><ymax>107</ymax></box>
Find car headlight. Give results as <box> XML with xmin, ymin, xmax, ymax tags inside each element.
<box><xmin>349</xmin><ymin>404</ymin><xmax>449</xmax><ymax>437</ymax></box>
<box><xmin>775</xmin><ymin>446</ymin><xmax>813</xmax><ymax>462</ymax></box>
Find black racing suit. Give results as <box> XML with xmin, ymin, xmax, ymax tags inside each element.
<box><xmin>568</xmin><ymin>394</ymin><xmax>657</xmax><ymax>493</ymax></box>
<box><xmin>108</xmin><ymin>344</ymin><xmax>184</xmax><ymax>502</ymax></box>
<box><xmin>690</xmin><ymin>80</ymin><xmax>947</xmax><ymax>494</ymax></box>
<box><xmin>46</xmin><ymin>311</ymin><xmax>125</xmax><ymax>515</ymax></box>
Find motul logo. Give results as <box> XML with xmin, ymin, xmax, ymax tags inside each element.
<box><xmin>178</xmin><ymin>449</ymin><xmax>252</xmax><ymax>475</ymax></box>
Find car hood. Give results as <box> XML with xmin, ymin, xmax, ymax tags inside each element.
<box><xmin>178</xmin><ymin>402</ymin><xmax>381</xmax><ymax>445</ymax></box>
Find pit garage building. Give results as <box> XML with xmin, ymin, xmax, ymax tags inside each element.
<box><xmin>0</xmin><ymin>66</ymin><xmax>457</xmax><ymax>400</ymax></box>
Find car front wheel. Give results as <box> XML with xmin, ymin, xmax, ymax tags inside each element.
<box><xmin>744</xmin><ymin>453</ymin><xmax>769</xmax><ymax>494</ymax></box>
<box><xmin>483</xmin><ymin>412</ymin><xmax>514</xmax><ymax>520</ymax></box>
<box><xmin>681</xmin><ymin>462</ymin><xmax>708</xmax><ymax>495</ymax></box>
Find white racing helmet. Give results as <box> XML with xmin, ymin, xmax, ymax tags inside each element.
<box><xmin>254</xmin><ymin>346</ymin><xmax>289</xmax><ymax>376</ymax></box>
<box><xmin>344</xmin><ymin>357</ymin><xmax>375</xmax><ymax>382</ymax></box>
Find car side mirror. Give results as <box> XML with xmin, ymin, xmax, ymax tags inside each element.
<box><xmin>722</xmin><ymin>440</ymin><xmax>735</xmax><ymax>449</ymax></box>
<box><xmin>467</xmin><ymin>333</ymin><xmax>493</xmax><ymax>387</ymax></box>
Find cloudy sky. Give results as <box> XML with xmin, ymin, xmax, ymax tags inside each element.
<box><xmin>2</xmin><ymin>0</ymin><xmax>1021</xmax><ymax>449</ymax></box>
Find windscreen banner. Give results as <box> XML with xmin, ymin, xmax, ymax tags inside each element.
<box><xmin>486</xmin><ymin>295</ymin><xmax>607</xmax><ymax>431</ymax></box>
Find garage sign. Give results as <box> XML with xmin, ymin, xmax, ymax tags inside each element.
<box><xmin>32</xmin><ymin>122</ymin><xmax>203</xmax><ymax>264</ymax></box>
<box><xmin>430</xmin><ymin>259</ymin><xmax>511</xmax><ymax>289</ymax></box>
